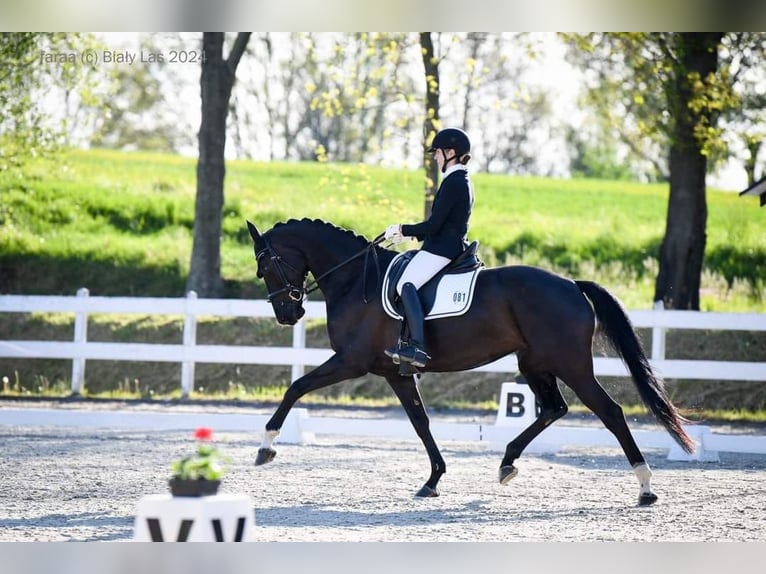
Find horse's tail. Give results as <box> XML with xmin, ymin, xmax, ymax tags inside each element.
<box><xmin>575</xmin><ymin>280</ymin><xmax>695</xmax><ymax>454</ymax></box>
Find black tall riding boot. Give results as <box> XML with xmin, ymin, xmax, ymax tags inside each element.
<box><xmin>385</xmin><ymin>282</ymin><xmax>430</xmax><ymax>368</ymax></box>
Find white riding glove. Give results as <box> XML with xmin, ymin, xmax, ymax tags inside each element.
<box><xmin>384</xmin><ymin>223</ymin><xmax>404</xmax><ymax>244</ymax></box>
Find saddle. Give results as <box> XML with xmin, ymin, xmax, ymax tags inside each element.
<box><xmin>382</xmin><ymin>241</ymin><xmax>483</xmax><ymax>321</ymax></box>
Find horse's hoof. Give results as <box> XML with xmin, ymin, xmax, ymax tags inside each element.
<box><xmin>498</xmin><ymin>465</ymin><xmax>518</xmax><ymax>485</ymax></box>
<box><xmin>638</xmin><ymin>492</ymin><xmax>658</xmax><ymax>506</ymax></box>
<box><xmin>255</xmin><ymin>447</ymin><xmax>277</xmax><ymax>466</ymax></box>
<box><xmin>415</xmin><ymin>485</ymin><xmax>440</xmax><ymax>497</ymax></box>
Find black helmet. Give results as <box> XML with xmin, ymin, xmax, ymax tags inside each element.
<box><xmin>427</xmin><ymin>127</ymin><xmax>471</xmax><ymax>157</ymax></box>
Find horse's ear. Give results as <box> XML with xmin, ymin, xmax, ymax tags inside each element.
<box><xmin>246</xmin><ymin>220</ymin><xmax>264</xmax><ymax>247</ymax></box>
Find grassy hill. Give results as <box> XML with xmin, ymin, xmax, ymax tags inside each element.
<box><xmin>1</xmin><ymin>148</ymin><xmax>763</xmax><ymax>310</ymax></box>
<box><xmin>1</xmin><ymin>149</ymin><xmax>764</xmax><ymax>413</ymax></box>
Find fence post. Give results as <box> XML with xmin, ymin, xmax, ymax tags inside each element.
<box><xmin>291</xmin><ymin>316</ymin><xmax>306</xmax><ymax>382</ymax></box>
<box><xmin>180</xmin><ymin>291</ymin><xmax>198</xmax><ymax>399</ymax></box>
<box><xmin>651</xmin><ymin>300</ymin><xmax>666</xmax><ymax>362</ymax></box>
<box><xmin>70</xmin><ymin>287</ymin><xmax>89</xmax><ymax>395</ymax></box>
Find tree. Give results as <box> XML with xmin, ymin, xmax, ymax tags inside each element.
<box><xmin>566</xmin><ymin>126</ymin><xmax>634</xmax><ymax>181</ymax></box>
<box><xmin>187</xmin><ymin>32</ymin><xmax>251</xmax><ymax>298</ymax></box>
<box><xmin>564</xmin><ymin>33</ymin><xmax>734</xmax><ymax>309</ymax></box>
<box><xmin>220</xmin><ymin>33</ymin><xmax>555</xmax><ymax>180</ymax></box>
<box><xmin>0</xmin><ymin>33</ymin><xmax>101</xmax><ymax>170</ymax></box>
<box><xmin>91</xmin><ymin>34</ymin><xmax>195</xmax><ymax>153</ymax></box>
<box><xmin>654</xmin><ymin>33</ymin><xmax>724</xmax><ymax>309</ymax></box>
<box><xmin>449</xmin><ymin>32</ymin><xmax>555</xmax><ymax>175</ymax></box>
<box><xmin>716</xmin><ymin>33</ymin><xmax>766</xmax><ymax>186</ymax></box>
<box><xmin>420</xmin><ymin>32</ymin><xmax>440</xmax><ymax>217</ymax></box>
<box><xmin>283</xmin><ymin>33</ymin><xmax>417</xmax><ymax>163</ymax></box>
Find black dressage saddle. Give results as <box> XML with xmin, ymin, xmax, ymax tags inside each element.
<box><xmin>385</xmin><ymin>241</ymin><xmax>482</xmax><ymax>316</ymax></box>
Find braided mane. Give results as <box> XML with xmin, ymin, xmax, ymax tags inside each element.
<box><xmin>269</xmin><ymin>218</ymin><xmax>372</xmax><ymax>251</ymax></box>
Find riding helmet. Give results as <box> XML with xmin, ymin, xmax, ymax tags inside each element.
<box><xmin>427</xmin><ymin>127</ymin><xmax>471</xmax><ymax>157</ymax></box>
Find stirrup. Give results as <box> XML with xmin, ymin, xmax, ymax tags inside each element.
<box><xmin>396</xmin><ymin>346</ymin><xmax>430</xmax><ymax>369</ymax></box>
<box><xmin>384</xmin><ymin>344</ymin><xmax>403</xmax><ymax>365</ymax></box>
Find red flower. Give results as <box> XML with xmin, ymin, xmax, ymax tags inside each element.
<box><xmin>194</xmin><ymin>427</ymin><xmax>214</xmax><ymax>441</ymax></box>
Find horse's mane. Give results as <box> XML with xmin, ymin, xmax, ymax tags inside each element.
<box><xmin>269</xmin><ymin>218</ymin><xmax>373</xmax><ymax>251</ymax></box>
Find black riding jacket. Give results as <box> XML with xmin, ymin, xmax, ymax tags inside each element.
<box><xmin>401</xmin><ymin>166</ymin><xmax>473</xmax><ymax>259</ymax></box>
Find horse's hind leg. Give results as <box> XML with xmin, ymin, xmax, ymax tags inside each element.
<box><xmin>499</xmin><ymin>367</ymin><xmax>568</xmax><ymax>484</ymax></box>
<box><xmin>386</xmin><ymin>374</ymin><xmax>445</xmax><ymax>498</ymax></box>
<box><xmin>564</xmin><ymin>372</ymin><xmax>657</xmax><ymax>506</ymax></box>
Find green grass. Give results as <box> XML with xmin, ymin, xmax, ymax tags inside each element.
<box><xmin>1</xmin><ymin>148</ymin><xmax>764</xmax><ymax>309</ymax></box>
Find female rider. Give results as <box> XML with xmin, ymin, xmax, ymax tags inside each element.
<box><xmin>383</xmin><ymin>127</ymin><xmax>474</xmax><ymax>369</ymax></box>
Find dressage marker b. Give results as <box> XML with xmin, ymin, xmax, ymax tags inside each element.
<box><xmin>495</xmin><ymin>381</ymin><xmax>541</xmax><ymax>427</ymax></box>
<box><xmin>492</xmin><ymin>381</ymin><xmax>557</xmax><ymax>454</ymax></box>
<box><xmin>133</xmin><ymin>494</ymin><xmax>254</xmax><ymax>542</ymax></box>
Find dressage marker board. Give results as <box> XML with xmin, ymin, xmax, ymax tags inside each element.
<box><xmin>133</xmin><ymin>494</ymin><xmax>255</xmax><ymax>542</ymax></box>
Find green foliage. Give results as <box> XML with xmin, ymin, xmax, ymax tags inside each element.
<box><xmin>561</xmin><ymin>33</ymin><xmax>749</xmax><ymax>181</ymax></box>
<box><xmin>91</xmin><ymin>35</ymin><xmax>193</xmax><ymax>153</ymax></box>
<box><xmin>0</xmin><ymin>148</ymin><xmax>763</xmax><ymax>310</ymax></box>
<box><xmin>170</xmin><ymin>429</ymin><xmax>228</xmax><ymax>480</ymax></box>
<box><xmin>282</xmin><ymin>32</ymin><xmax>418</xmax><ymax>163</ymax></box>
<box><xmin>567</xmin><ymin>127</ymin><xmax>635</xmax><ymax>181</ymax></box>
<box><xmin>0</xmin><ymin>33</ymin><xmax>105</xmax><ymax>171</ymax></box>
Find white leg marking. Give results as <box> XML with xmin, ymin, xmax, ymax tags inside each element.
<box><xmin>633</xmin><ymin>462</ymin><xmax>653</xmax><ymax>496</ymax></box>
<box><xmin>261</xmin><ymin>429</ymin><xmax>279</xmax><ymax>449</ymax></box>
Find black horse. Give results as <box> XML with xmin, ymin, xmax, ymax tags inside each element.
<box><xmin>247</xmin><ymin>218</ymin><xmax>694</xmax><ymax>506</ymax></box>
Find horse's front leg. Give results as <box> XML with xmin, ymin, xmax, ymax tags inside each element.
<box><xmin>255</xmin><ymin>353</ymin><xmax>365</xmax><ymax>466</ymax></box>
<box><xmin>386</xmin><ymin>374</ymin><xmax>445</xmax><ymax>498</ymax></box>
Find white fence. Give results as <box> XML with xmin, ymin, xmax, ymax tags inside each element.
<box><xmin>1</xmin><ymin>290</ymin><xmax>765</xmax><ymax>460</ymax></box>
<box><xmin>1</xmin><ymin>289</ymin><xmax>765</xmax><ymax>397</ymax></box>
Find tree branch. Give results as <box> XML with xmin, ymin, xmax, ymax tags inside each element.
<box><xmin>656</xmin><ymin>34</ymin><xmax>679</xmax><ymax>68</ymax></box>
<box><xmin>227</xmin><ymin>32</ymin><xmax>251</xmax><ymax>74</ymax></box>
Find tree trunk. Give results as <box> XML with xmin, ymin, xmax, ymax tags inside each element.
<box><xmin>187</xmin><ymin>33</ymin><xmax>250</xmax><ymax>298</ymax></box>
<box><xmin>653</xmin><ymin>33</ymin><xmax>722</xmax><ymax>310</ymax></box>
<box><xmin>744</xmin><ymin>137</ymin><xmax>761</xmax><ymax>186</ymax></box>
<box><xmin>420</xmin><ymin>32</ymin><xmax>440</xmax><ymax>218</ymax></box>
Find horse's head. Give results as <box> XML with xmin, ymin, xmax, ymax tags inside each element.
<box><xmin>247</xmin><ymin>220</ymin><xmax>307</xmax><ymax>325</ymax></box>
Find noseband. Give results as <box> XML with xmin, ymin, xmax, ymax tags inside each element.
<box><xmin>256</xmin><ymin>233</ymin><xmax>386</xmax><ymax>305</ymax></box>
<box><xmin>256</xmin><ymin>237</ymin><xmax>306</xmax><ymax>303</ymax></box>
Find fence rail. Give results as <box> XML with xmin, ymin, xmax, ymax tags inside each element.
<box><xmin>1</xmin><ymin>289</ymin><xmax>765</xmax><ymax>397</ymax></box>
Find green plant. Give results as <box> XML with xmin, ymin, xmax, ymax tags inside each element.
<box><xmin>170</xmin><ymin>427</ymin><xmax>228</xmax><ymax>481</ymax></box>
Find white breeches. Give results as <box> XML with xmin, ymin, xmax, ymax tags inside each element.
<box><xmin>396</xmin><ymin>250</ymin><xmax>451</xmax><ymax>295</ymax></box>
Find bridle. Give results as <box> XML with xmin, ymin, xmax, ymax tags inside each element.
<box><xmin>256</xmin><ymin>233</ymin><xmax>386</xmax><ymax>304</ymax></box>
<box><xmin>256</xmin><ymin>235</ymin><xmax>306</xmax><ymax>303</ymax></box>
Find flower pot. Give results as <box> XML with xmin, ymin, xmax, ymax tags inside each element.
<box><xmin>168</xmin><ymin>477</ymin><xmax>221</xmax><ymax>497</ymax></box>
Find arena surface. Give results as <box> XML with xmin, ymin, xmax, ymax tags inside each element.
<box><xmin>1</xmin><ymin>401</ymin><xmax>764</xmax><ymax>542</ymax></box>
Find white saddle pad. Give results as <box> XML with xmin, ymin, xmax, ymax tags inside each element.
<box><xmin>381</xmin><ymin>254</ymin><xmax>481</xmax><ymax>321</ymax></box>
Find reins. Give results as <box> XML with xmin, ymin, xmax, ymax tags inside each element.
<box><xmin>303</xmin><ymin>233</ymin><xmax>385</xmax><ymax>302</ymax></box>
<box><xmin>258</xmin><ymin>233</ymin><xmax>386</xmax><ymax>304</ymax></box>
